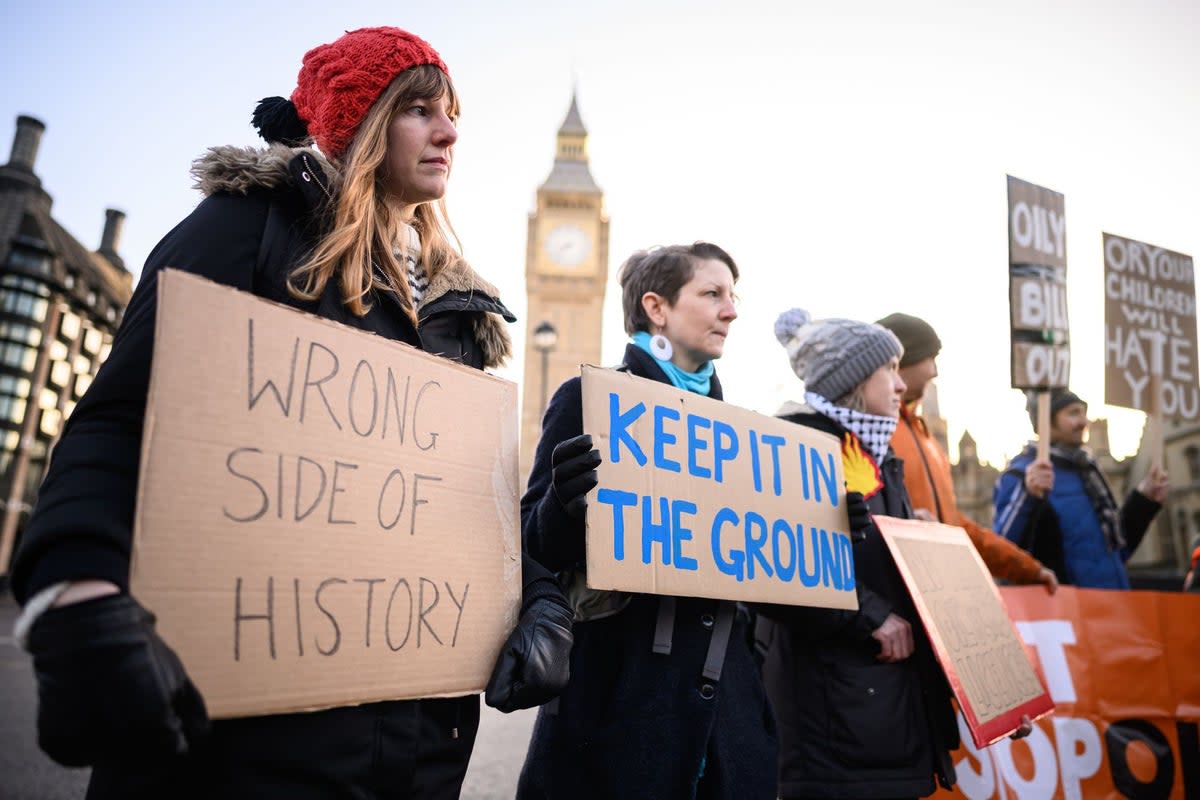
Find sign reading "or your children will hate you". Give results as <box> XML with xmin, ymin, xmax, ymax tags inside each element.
<box><xmin>131</xmin><ymin>270</ymin><xmax>521</xmax><ymax>719</ymax></box>
<box><xmin>1103</xmin><ymin>233</ymin><xmax>1198</xmax><ymax>420</ymax></box>
<box><xmin>581</xmin><ymin>366</ymin><xmax>857</xmax><ymax>610</ymax></box>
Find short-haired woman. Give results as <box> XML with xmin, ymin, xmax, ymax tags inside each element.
<box><xmin>517</xmin><ymin>242</ymin><xmax>779</xmax><ymax>799</ymax></box>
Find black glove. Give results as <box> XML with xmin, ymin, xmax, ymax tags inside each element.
<box><xmin>551</xmin><ymin>434</ymin><xmax>601</xmax><ymax>519</ymax></box>
<box><xmin>846</xmin><ymin>491</ymin><xmax>871</xmax><ymax>543</ymax></box>
<box><xmin>484</xmin><ymin>594</ymin><xmax>573</xmax><ymax>713</ymax></box>
<box><xmin>27</xmin><ymin>592</ymin><xmax>210</xmax><ymax>766</ymax></box>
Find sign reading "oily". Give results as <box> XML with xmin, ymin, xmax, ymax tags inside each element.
<box><xmin>1007</xmin><ymin>175</ymin><xmax>1070</xmax><ymax>390</ymax></box>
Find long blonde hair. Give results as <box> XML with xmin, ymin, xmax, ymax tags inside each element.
<box><xmin>288</xmin><ymin>65</ymin><xmax>463</xmax><ymax>319</ymax></box>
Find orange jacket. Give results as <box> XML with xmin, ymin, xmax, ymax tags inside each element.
<box><xmin>890</xmin><ymin>403</ymin><xmax>1046</xmax><ymax>584</ymax></box>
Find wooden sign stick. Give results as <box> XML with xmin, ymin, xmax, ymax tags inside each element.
<box><xmin>1036</xmin><ymin>391</ymin><xmax>1051</xmax><ymax>462</ymax></box>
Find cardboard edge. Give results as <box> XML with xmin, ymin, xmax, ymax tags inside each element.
<box><xmin>163</xmin><ymin>269</ymin><xmax>517</xmax><ymax>389</ymax></box>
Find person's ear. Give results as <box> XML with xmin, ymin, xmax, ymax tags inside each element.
<box><xmin>641</xmin><ymin>292</ymin><xmax>668</xmax><ymax>329</ymax></box>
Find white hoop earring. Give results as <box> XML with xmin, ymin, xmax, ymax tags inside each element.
<box><xmin>649</xmin><ymin>334</ymin><xmax>673</xmax><ymax>361</ymax></box>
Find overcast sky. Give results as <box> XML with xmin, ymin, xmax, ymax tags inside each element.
<box><xmin>4</xmin><ymin>0</ymin><xmax>1197</xmax><ymax>469</ymax></box>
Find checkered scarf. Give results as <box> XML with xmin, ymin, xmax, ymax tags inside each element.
<box><xmin>806</xmin><ymin>391</ymin><xmax>897</xmax><ymax>465</ymax></box>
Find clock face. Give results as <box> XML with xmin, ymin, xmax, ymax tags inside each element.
<box><xmin>544</xmin><ymin>224</ymin><xmax>591</xmax><ymax>268</ymax></box>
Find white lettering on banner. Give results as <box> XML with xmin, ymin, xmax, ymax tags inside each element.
<box><xmin>954</xmin><ymin>711</ymin><xmax>1105</xmax><ymax>800</ymax></box>
<box><xmin>1052</xmin><ymin>717</ymin><xmax>1103</xmax><ymax>800</ymax></box>
<box><xmin>1011</xmin><ymin>202</ymin><xmax>1066</xmax><ymax>259</ymax></box>
<box><xmin>1015</xmin><ymin>620</ymin><xmax>1077</xmax><ymax>703</ymax></box>
<box><xmin>993</xmin><ymin>727</ymin><xmax>1058</xmax><ymax>800</ymax></box>
<box><xmin>955</xmin><ymin>712</ymin><xmax>997</xmax><ymax>800</ymax></box>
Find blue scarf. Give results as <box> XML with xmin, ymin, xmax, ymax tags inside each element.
<box><xmin>632</xmin><ymin>331</ymin><xmax>713</xmax><ymax>396</ymax></box>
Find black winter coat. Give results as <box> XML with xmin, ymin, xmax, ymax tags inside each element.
<box><xmin>516</xmin><ymin>345</ymin><xmax>778</xmax><ymax>800</ymax></box>
<box><xmin>756</xmin><ymin>407</ymin><xmax>958</xmax><ymax>800</ymax></box>
<box><xmin>11</xmin><ymin>144</ymin><xmax>563</xmax><ymax>800</ymax></box>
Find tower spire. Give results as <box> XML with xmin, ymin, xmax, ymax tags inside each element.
<box><xmin>558</xmin><ymin>90</ymin><xmax>587</xmax><ymax>137</ymax></box>
<box><xmin>542</xmin><ymin>91</ymin><xmax>599</xmax><ymax>193</ymax></box>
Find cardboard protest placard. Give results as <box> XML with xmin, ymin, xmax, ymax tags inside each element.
<box><xmin>1103</xmin><ymin>233</ymin><xmax>1198</xmax><ymax>421</ymax></box>
<box><xmin>581</xmin><ymin>365</ymin><xmax>856</xmax><ymax>610</ymax></box>
<box><xmin>1007</xmin><ymin>175</ymin><xmax>1070</xmax><ymax>390</ymax></box>
<box><xmin>130</xmin><ymin>270</ymin><xmax>521</xmax><ymax>718</ymax></box>
<box><xmin>875</xmin><ymin>516</ymin><xmax>1053</xmax><ymax>747</ymax></box>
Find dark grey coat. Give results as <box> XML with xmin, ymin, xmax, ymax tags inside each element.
<box><xmin>517</xmin><ymin>345</ymin><xmax>779</xmax><ymax>800</ymax></box>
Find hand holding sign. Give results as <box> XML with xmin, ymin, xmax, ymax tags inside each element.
<box><xmin>551</xmin><ymin>434</ymin><xmax>601</xmax><ymax>519</ymax></box>
<box><xmin>1024</xmin><ymin>459</ymin><xmax>1054</xmax><ymax>499</ymax></box>
<box><xmin>28</xmin><ymin>594</ymin><xmax>210</xmax><ymax>766</ymax></box>
<box><xmin>485</xmin><ymin>593</ymin><xmax>573</xmax><ymax>713</ymax></box>
<box><xmin>846</xmin><ymin>491</ymin><xmax>871</xmax><ymax>543</ymax></box>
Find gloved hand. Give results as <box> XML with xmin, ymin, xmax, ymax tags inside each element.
<box><xmin>846</xmin><ymin>491</ymin><xmax>871</xmax><ymax>542</ymax></box>
<box><xmin>485</xmin><ymin>594</ymin><xmax>573</xmax><ymax>713</ymax></box>
<box><xmin>551</xmin><ymin>434</ymin><xmax>601</xmax><ymax>519</ymax></box>
<box><xmin>27</xmin><ymin>593</ymin><xmax>210</xmax><ymax>766</ymax></box>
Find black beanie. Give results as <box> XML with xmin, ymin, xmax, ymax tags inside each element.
<box><xmin>1026</xmin><ymin>389</ymin><xmax>1086</xmax><ymax>432</ymax></box>
<box><xmin>877</xmin><ymin>313</ymin><xmax>942</xmax><ymax>367</ymax></box>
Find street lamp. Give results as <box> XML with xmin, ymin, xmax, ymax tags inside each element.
<box><xmin>532</xmin><ymin>320</ymin><xmax>558</xmax><ymax>420</ymax></box>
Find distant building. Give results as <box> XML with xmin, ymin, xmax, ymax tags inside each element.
<box><xmin>950</xmin><ymin>430</ymin><xmax>1000</xmax><ymax>528</ymax></box>
<box><xmin>0</xmin><ymin>115</ymin><xmax>133</xmax><ymax>575</ymax></box>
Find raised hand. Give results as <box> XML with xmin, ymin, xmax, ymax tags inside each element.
<box><xmin>551</xmin><ymin>434</ymin><xmax>601</xmax><ymax>519</ymax></box>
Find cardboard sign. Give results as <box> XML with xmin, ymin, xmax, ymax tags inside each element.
<box><xmin>875</xmin><ymin>516</ymin><xmax>1053</xmax><ymax>747</ymax></box>
<box><xmin>581</xmin><ymin>366</ymin><xmax>856</xmax><ymax>610</ymax></box>
<box><xmin>131</xmin><ymin>270</ymin><xmax>521</xmax><ymax>718</ymax></box>
<box><xmin>937</xmin><ymin>587</ymin><xmax>1200</xmax><ymax>800</ymax></box>
<box><xmin>1103</xmin><ymin>233</ymin><xmax>1198</xmax><ymax>420</ymax></box>
<box><xmin>1007</xmin><ymin>175</ymin><xmax>1070</xmax><ymax>389</ymax></box>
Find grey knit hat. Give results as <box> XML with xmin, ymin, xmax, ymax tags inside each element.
<box><xmin>775</xmin><ymin>308</ymin><xmax>904</xmax><ymax>402</ymax></box>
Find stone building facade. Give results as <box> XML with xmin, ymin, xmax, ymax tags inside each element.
<box><xmin>0</xmin><ymin>116</ymin><xmax>132</xmax><ymax>575</ymax></box>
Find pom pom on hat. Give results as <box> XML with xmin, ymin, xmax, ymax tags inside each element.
<box><xmin>251</xmin><ymin>96</ymin><xmax>310</xmax><ymax>147</ymax></box>
<box><xmin>774</xmin><ymin>307</ymin><xmax>812</xmax><ymax>346</ymax></box>
<box><xmin>290</xmin><ymin>26</ymin><xmax>448</xmax><ymax>159</ymax></box>
<box><xmin>775</xmin><ymin>308</ymin><xmax>903</xmax><ymax>402</ymax></box>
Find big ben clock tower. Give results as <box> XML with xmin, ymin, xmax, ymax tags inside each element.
<box><xmin>520</xmin><ymin>93</ymin><xmax>609</xmax><ymax>482</ymax></box>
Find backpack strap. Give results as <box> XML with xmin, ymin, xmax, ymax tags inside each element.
<box><xmin>701</xmin><ymin>601</ymin><xmax>736</xmax><ymax>681</ymax></box>
<box><xmin>652</xmin><ymin>596</ymin><xmax>677</xmax><ymax>654</ymax></box>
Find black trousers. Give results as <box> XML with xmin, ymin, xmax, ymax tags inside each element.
<box><xmin>86</xmin><ymin>695</ymin><xmax>480</xmax><ymax>800</ymax></box>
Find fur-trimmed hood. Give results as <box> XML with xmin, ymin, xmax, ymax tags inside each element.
<box><xmin>190</xmin><ymin>144</ymin><xmax>513</xmax><ymax>368</ymax></box>
<box><xmin>191</xmin><ymin>143</ymin><xmax>338</xmax><ymax>197</ymax></box>
<box><xmin>418</xmin><ymin>258</ymin><xmax>514</xmax><ymax>368</ymax></box>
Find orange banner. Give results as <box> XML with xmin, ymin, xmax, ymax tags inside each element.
<box><xmin>937</xmin><ymin>587</ymin><xmax>1200</xmax><ymax>799</ymax></box>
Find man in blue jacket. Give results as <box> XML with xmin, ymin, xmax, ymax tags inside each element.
<box><xmin>994</xmin><ymin>389</ymin><xmax>1169</xmax><ymax>589</ymax></box>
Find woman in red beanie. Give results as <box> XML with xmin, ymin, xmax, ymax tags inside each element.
<box><xmin>10</xmin><ymin>26</ymin><xmax>572</xmax><ymax>799</ymax></box>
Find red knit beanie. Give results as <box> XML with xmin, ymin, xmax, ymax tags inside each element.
<box><xmin>291</xmin><ymin>27</ymin><xmax>448</xmax><ymax>159</ymax></box>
